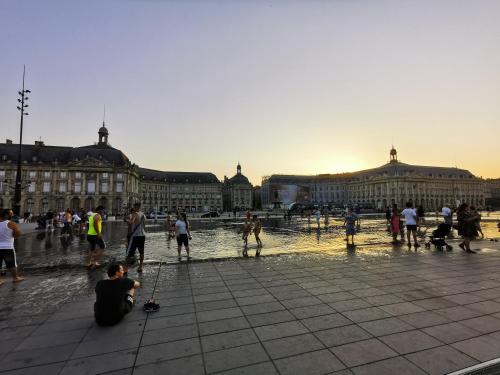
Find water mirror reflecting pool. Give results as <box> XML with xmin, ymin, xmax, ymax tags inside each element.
<box><xmin>15</xmin><ymin>215</ymin><xmax>500</xmax><ymax>272</ymax></box>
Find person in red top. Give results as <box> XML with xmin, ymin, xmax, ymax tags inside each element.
<box><xmin>246</xmin><ymin>210</ymin><xmax>251</xmax><ymax>221</ymax></box>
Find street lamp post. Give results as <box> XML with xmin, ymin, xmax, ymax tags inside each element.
<box><xmin>13</xmin><ymin>65</ymin><xmax>31</xmax><ymax>216</ymax></box>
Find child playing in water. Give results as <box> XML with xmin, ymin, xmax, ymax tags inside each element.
<box><xmin>252</xmin><ymin>215</ymin><xmax>263</xmax><ymax>248</ymax></box>
<box><xmin>343</xmin><ymin>208</ymin><xmax>358</xmax><ymax>245</ymax></box>
<box><xmin>391</xmin><ymin>207</ymin><xmax>402</xmax><ymax>245</ymax></box>
<box><xmin>241</xmin><ymin>220</ymin><xmax>252</xmax><ymax>246</ymax></box>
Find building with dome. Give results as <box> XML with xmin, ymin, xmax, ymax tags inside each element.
<box><xmin>223</xmin><ymin>163</ymin><xmax>253</xmax><ymax>211</ymax></box>
<box><xmin>262</xmin><ymin>148</ymin><xmax>486</xmax><ymax>210</ymax></box>
<box><xmin>0</xmin><ymin>123</ymin><xmax>140</xmax><ymax>215</ymax></box>
<box><xmin>0</xmin><ymin>124</ymin><xmax>225</xmax><ymax>216</ymax></box>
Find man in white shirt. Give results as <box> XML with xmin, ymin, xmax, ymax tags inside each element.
<box><xmin>401</xmin><ymin>202</ymin><xmax>419</xmax><ymax>248</ymax></box>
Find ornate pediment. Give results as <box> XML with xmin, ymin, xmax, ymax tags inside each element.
<box><xmin>66</xmin><ymin>157</ymin><xmax>113</xmax><ymax>168</ymax></box>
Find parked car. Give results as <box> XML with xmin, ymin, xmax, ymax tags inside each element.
<box><xmin>147</xmin><ymin>212</ymin><xmax>167</xmax><ymax>219</ymax></box>
<box><xmin>201</xmin><ymin>211</ymin><xmax>220</xmax><ymax>218</ymax></box>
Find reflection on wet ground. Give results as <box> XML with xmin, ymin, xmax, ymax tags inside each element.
<box><xmin>12</xmin><ymin>216</ymin><xmax>500</xmax><ymax>269</ymax></box>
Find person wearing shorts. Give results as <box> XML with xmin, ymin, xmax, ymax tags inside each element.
<box><xmin>87</xmin><ymin>206</ymin><xmax>106</xmax><ymax>268</ymax></box>
<box><xmin>0</xmin><ymin>208</ymin><xmax>24</xmax><ymax>286</ymax></box>
<box><xmin>175</xmin><ymin>213</ymin><xmax>191</xmax><ymax>260</ymax></box>
<box><xmin>94</xmin><ymin>263</ymin><xmax>140</xmax><ymax>326</ymax></box>
<box><xmin>401</xmin><ymin>202</ymin><xmax>419</xmax><ymax>248</ymax></box>
<box><xmin>127</xmin><ymin>203</ymin><xmax>146</xmax><ymax>272</ymax></box>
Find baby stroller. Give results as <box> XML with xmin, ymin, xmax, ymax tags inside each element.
<box><xmin>425</xmin><ymin>223</ymin><xmax>452</xmax><ymax>251</ymax></box>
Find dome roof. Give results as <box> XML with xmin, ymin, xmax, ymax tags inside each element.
<box><xmin>98</xmin><ymin>125</ymin><xmax>109</xmax><ymax>135</ymax></box>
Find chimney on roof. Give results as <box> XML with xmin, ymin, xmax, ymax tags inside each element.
<box><xmin>6</xmin><ymin>139</ymin><xmax>12</xmax><ymax>144</ymax></box>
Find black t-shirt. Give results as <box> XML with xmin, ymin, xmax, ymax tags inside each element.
<box><xmin>94</xmin><ymin>278</ymin><xmax>135</xmax><ymax>325</ymax></box>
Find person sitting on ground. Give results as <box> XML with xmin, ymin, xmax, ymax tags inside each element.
<box><xmin>94</xmin><ymin>263</ymin><xmax>140</xmax><ymax>326</ymax></box>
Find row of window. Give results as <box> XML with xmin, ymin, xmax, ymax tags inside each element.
<box><xmin>23</xmin><ymin>181</ymin><xmax>125</xmax><ymax>194</ymax></box>
<box><xmin>0</xmin><ymin>170</ymin><xmax>123</xmax><ymax>180</ymax></box>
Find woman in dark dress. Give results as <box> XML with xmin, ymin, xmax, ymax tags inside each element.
<box><xmin>456</xmin><ymin>203</ymin><xmax>479</xmax><ymax>253</ymax></box>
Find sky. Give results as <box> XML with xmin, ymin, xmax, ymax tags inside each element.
<box><xmin>1</xmin><ymin>0</ymin><xmax>500</xmax><ymax>185</ymax></box>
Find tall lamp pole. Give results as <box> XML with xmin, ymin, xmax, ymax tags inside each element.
<box><xmin>14</xmin><ymin>65</ymin><xmax>31</xmax><ymax>216</ymax></box>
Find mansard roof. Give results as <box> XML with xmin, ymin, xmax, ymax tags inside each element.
<box><xmin>138</xmin><ymin>167</ymin><xmax>220</xmax><ymax>184</ymax></box>
<box><xmin>227</xmin><ymin>173</ymin><xmax>251</xmax><ymax>185</ymax></box>
<box><xmin>0</xmin><ymin>142</ymin><xmax>130</xmax><ymax>166</ymax></box>
<box><xmin>350</xmin><ymin>161</ymin><xmax>476</xmax><ymax>180</ymax></box>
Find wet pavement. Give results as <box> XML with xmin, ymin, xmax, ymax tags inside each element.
<box><xmin>2</xmin><ymin>217</ymin><xmax>500</xmax><ymax>374</ymax></box>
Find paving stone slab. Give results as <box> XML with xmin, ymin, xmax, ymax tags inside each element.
<box><xmin>289</xmin><ymin>303</ymin><xmax>335</xmax><ymax>319</ymax></box>
<box><xmin>262</xmin><ymin>333</ymin><xmax>324</xmax><ymax>359</ymax></box>
<box><xmin>362</xmin><ymin>294</ymin><xmax>405</xmax><ymax>306</ymax></box>
<box><xmin>314</xmin><ymin>324</ymin><xmax>372</xmax><ymax>347</ymax></box>
<box><xmin>422</xmin><ymin>322</ymin><xmax>482</xmax><ymax>344</ymax></box>
<box><xmin>235</xmin><ymin>294</ymin><xmax>277</xmax><ymax>306</ymax></box>
<box><xmin>274</xmin><ymin>349</ymin><xmax>345</xmax><ymax>375</ymax></box>
<box><xmin>452</xmin><ymin>334</ymin><xmax>500</xmax><ymax>362</ymax></box>
<box><xmin>59</xmin><ymin>348</ymin><xmax>136</xmax><ymax>375</ymax></box>
<box><xmin>71</xmin><ymin>332</ymin><xmax>142</xmax><ymax>358</ymax></box>
<box><xmin>84</xmin><ymin>320</ymin><xmax>145</xmax><ymax>340</ymax></box>
<box><xmin>379</xmin><ymin>329</ymin><xmax>443</xmax><ymax>354</ymax></box>
<box><xmin>140</xmin><ymin>324</ymin><xmax>199</xmax><ymax>346</ymax></box>
<box><xmin>328</xmin><ymin>298</ymin><xmax>372</xmax><ymax>312</ymax></box>
<box><xmin>280</xmin><ymin>296</ymin><xmax>323</xmax><ymax>309</ymax></box>
<box><xmin>359</xmin><ymin>317</ymin><xmax>415</xmax><ymax>336</ymax></box>
<box><xmin>13</xmin><ymin>328</ymin><xmax>88</xmax><ymax>352</ymax></box>
<box><xmin>405</xmin><ymin>345</ymin><xmax>478</xmax><ymax>375</ymax></box>
<box><xmin>413</xmin><ymin>297</ymin><xmax>459</xmax><ymax>310</ymax></box>
<box><xmin>330</xmin><ymin>338</ymin><xmax>397</xmax><ymax>367</ymax></box>
<box><xmin>460</xmin><ymin>315</ymin><xmax>500</xmax><ymax>334</ymax></box>
<box><xmin>204</xmin><ymin>343</ymin><xmax>269</xmax><ymax>374</ymax></box>
<box><xmin>133</xmin><ymin>354</ymin><xmax>205</xmax><ymax>375</ymax></box>
<box><xmin>0</xmin><ymin>362</ymin><xmax>66</xmax><ymax>375</ymax></box>
<box><xmin>0</xmin><ymin>343</ymin><xmax>78</xmax><ymax>372</ymax></box>
<box><xmin>240</xmin><ymin>301</ymin><xmax>285</xmax><ymax>315</ymax></box>
<box><xmin>254</xmin><ymin>320</ymin><xmax>308</xmax><ymax>341</ymax></box>
<box><xmin>145</xmin><ymin>313</ymin><xmax>196</xmax><ymax>331</ymax></box>
<box><xmin>318</xmin><ymin>292</ymin><xmax>357</xmax><ymax>303</ymax></box>
<box><xmin>196</xmin><ymin>307</ymin><xmax>243</xmax><ymax>323</ymax></box>
<box><xmin>442</xmin><ymin>293</ymin><xmax>485</xmax><ymax>305</ymax></box>
<box><xmin>198</xmin><ymin>317</ymin><xmax>250</xmax><ymax>336</ymax></box>
<box><xmin>29</xmin><ymin>318</ymin><xmax>84</xmax><ymax>337</ymax></box>
<box><xmin>135</xmin><ymin>337</ymin><xmax>201</xmax><ymax>366</ymax></box>
<box><xmin>301</xmin><ymin>313</ymin><xmax>352</xmax><ymax>331</ymax></box>
<box><xmin>213</xmin><ymin>361</ymin><xmax>278</xmax><ymax>375</ymax></box>
<box><xmin>342</xmin><ymin>307</ymin><xmax>392</xmax><ymax>323</ymax></box>
<box><xmin>379</xmin><ymin>302</ymin><xmax>426</xmax><ymax>316</ymax></box>
<box><xmin>465</xmin><ymin>300</ymin><xmax>500</xmax><ymax>314</ymax></box>
<box><xmin>351</xmin><ymin>356</ymin><xmax>427</xmax><ymax>375</ymax></box>
<box><xmin>434</xmin><ymin>305</ymin><xmax>483</xmax><ymax>321</ymax></box>
<box><xmin>201</xmin><ymin>328</ymin><xmax>258</xmax><ymax>352</ymax></box>
<box><xmin>247</xmin><ymin>310</ymin><xmax>296</xmax><ymax>327</ymax></box>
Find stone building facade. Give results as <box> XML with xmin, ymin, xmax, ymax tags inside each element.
<box><xmin>0</xmin><ymin>125</ymin><xmax>223</xmax><ymax>216</ymax></box>
<box><xmin>222</xmin><ymin>163</ymin><xmax>253</xmax><ymax>211</ymax></box>
<box><xmin>139</xmin><ymin>168</ymin><xmax>223</xmax><ymax>213</ymax></box>
<box><xmin>262</xmin><ymin>148</ymin><xmax>486</xmax><ymax>210</ymax></box>
<box><xmin>0</xmin><ymin>125</ymin><xmax>139</xmax><ymax>215</ymax></box>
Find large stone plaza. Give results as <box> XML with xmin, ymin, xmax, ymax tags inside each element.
<box><xmin>3</xmin><ymin>227</ymin><xmax>500</xmax><ymax>374</ymax></box>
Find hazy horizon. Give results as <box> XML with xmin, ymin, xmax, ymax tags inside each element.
<box><xmin>2</xmin><ymin>0</ymin><xmax>500</xmax><ymax>184</ymax></box>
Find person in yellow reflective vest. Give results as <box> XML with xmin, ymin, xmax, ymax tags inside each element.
<box><xmin>87</xmin><ymin>206</ymin><xmax>106</xmax><ymax>268</ymax></box>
